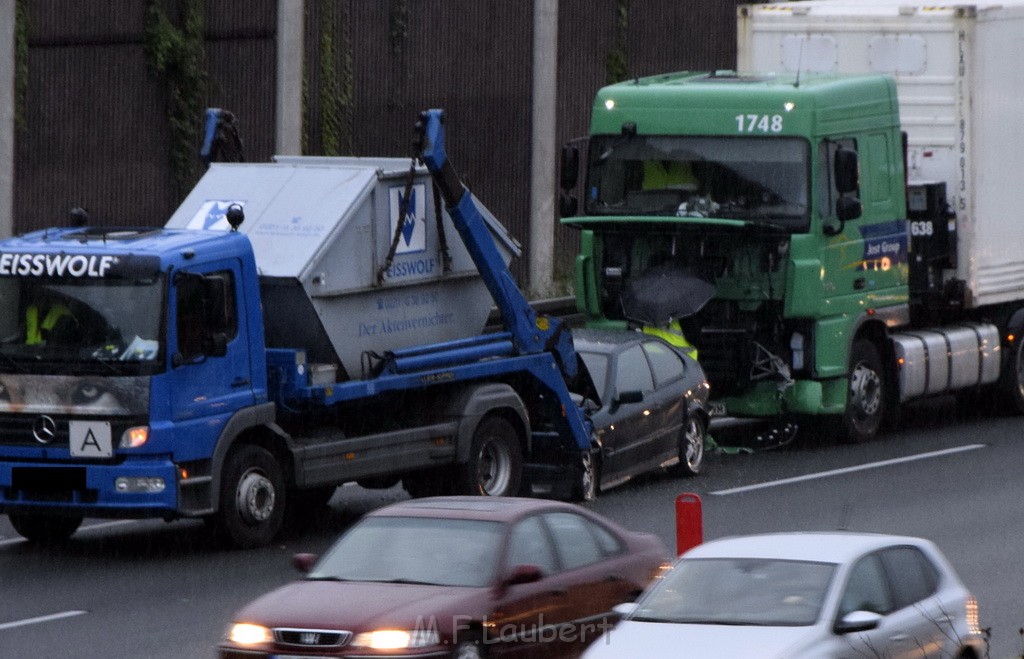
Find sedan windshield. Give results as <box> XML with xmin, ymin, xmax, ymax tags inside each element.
<box><xmin>585</xmin><ymin>135</ymin><xmax>810</xmax><ymax>230</ymax></box>
<box><xmin>632</xmin><ymin>558</ymin><xmax>836</xmax><ymax>626</ymax></box>
<box><xmin>309</xmin><ymin>517</ymin><xmax>504</xmax><ymax>588</ymax></box>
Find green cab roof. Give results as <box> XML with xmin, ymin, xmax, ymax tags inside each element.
<box><xmin>591</xmin><ymin>70</ymin><xmax>900</xmax><ymax>137</ymax></box>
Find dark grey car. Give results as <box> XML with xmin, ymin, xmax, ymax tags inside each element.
<box><xmin>573</xmin><ymin>329</ymin><xmax>710</xmax><ymax>496</ymax></box>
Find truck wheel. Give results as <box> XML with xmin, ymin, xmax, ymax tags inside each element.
<box><xmin>7</xmin><ymin>513</ymin><xmax>83</xmax><ymax>544</ymax></box>
<box><xmin>213</xmin><ymin>444</ymin><xmax>286</xmax><ymax>549</ymax></box>
<box><xmin>570</xmin><ymin>444</ymin><xmax>600</xmax><ymax>502</ymax></box>
<box><xmin>1000</xmin><ymin>336</ymin><xmax>1024</xmax><ymax>414</ymax></box>
<box><xmin>459</xmin><ymin>417</ymin><xmax>522</xmax><ymax>497</ymax></box>
<box><xmin>670</xmin><ymin>415</ymin><xmax>706</xmax><ymax>477</ymax></box>
<box><xmin>403</xmin><ymin>469</ymin><xmax>456</xmax><ymax>499</ymax></box>
<box><xmin>841</xmin><ymin>339</ymin><xmax>886</xmax><ymax>443</ymax></box>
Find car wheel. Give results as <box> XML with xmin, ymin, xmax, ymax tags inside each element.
<box><xmin>840</xmin><ymin>339</ymin><xmax>886</xmax><ymax>443</ymax></box>
<box><xmin>452</xmin><ymin>636</ymin><xmax>487</xmax><ymax>659</ymax></box>
<box><xmin>7</xmin><ymin>512</ymin><xmax>83</xmax><ymax>544</ymax></box>
<box><xmin>570</xmin><ymin>443</ymin><xmax>601</xmax><ymax>502</ymax></box>
<box><xmin>403</xmin><ymin>468</ymin><xmax>456</xmax><ymax>498</ymax></box>
<box><xmin>211</xmin><ymin>444</ymin><xmax>286</xmax><ymax>549</ymax></box>
<box><xmin>459</xmin><ymin>417</ymin><xmax>522</xmax><ymax>497</ymax></box>
<box><xmin>670</xmin><ymin>415</ymin><xmax>706</xmax><ymax>477</ymax></box>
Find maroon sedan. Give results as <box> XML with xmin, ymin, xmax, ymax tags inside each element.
<box><xmin>218</xmin><ymin>496</ymin><xmax>669</xmax><ymax>658</ymax></box>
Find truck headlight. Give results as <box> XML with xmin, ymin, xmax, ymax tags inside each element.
<box><xmin>227</xmin><ymin>622</ymin><xmax>273</xmax><ymax>645</ymax></box>
<box><xmin>119</xmin><ymin>426</ymin><xmax>149</xmax><ymax>448</ymax></box>
<box><xmin>790</xmin><ymin>332</ymin><xmax>805</xmax><ymax>371</ymax></box>
<box><xmin>351</xmin><ymin>629</ymin><xmax>439</xmax><ymax>649</ymax></box>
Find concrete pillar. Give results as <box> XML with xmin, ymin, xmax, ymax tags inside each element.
<box><xmin>276</xmin><ymin>0</ymin><xmax>304</xmax><ymax>155</ymax></box>
<box><xmin>529</xmin><ymin>0</ymin><xmax>558</xmax><ymax>298</ymax></box>
<box><xmin>0</xmin><ymin>0</ymin><xmax>15</xmax><ymax>237</ymax></box>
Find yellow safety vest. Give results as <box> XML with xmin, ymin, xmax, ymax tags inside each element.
<box><xmin>25</xmin><ymin>302</ymin><xmax>74</xmax><ymax>345</ymax></box>
<box><xmin>643</xmin><ymin>320</ymin><xmax>698</xmax><ymax>360</ymax></box>
<box><xmin>642</xmin><ymin>160</ymin><xmax>697</xmax><ymax>190</ymax></box>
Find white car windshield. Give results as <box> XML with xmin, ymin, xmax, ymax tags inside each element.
<box><xmin>632</xmin><ymin>557</ymin><xmax>837</xmax><ymax>626</ymax></box>
<box><xmin>308</xmin><ymin>516</ymin><xmax>504</xmax><ymax>588</ymax></box>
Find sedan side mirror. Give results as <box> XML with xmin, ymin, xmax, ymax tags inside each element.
<box><xmin>615</xmin><ymin>390</ymin><xmax>644</xmax><ymax>405</ymax></box>
<box><xmin>834</xmin><ymin>610</ymin><xmax>883</xmax><ymax>634</ymax></box>
<box><xmin>292</xmin><ymin>553</ymin><xmax>319</xmax><ymax>574</ymax></box>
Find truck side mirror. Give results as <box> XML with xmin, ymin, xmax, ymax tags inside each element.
<box><xmin>560</xmin><ymin>145</ymin><xmax>580</xmax><ymax>190</ymax></box>
<box><xmin>836</xmin><ymin>196</ymin><xmax>862</xmax><ymax>223</ymax></box>
<box><xmin>834</xmin><ymin>147</ymin><xmax>860</xmax><ymax>194</ymax></box>
<box><xmin>560</xmin><ymin>192</ymin><xmax>579</xmax><ymax>218</ymax></box>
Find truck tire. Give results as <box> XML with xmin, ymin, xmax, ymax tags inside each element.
<box><xmin>1000</xmin><ymin>336</ymin><xmax>1024</xmax><ymax>415</ymax></box>
<box><xmin>7</xmin><ymin>512</ymin><xmax>83</xmax><ymax>544</ymax></box>
<box><xmin>459</xmin><ymin>417</ymin><xmax>522</xmax><ymax>497</ymax></box>
<box><xmin>669</xmin><ymin>415</ymin><xmax>707</xmax><ymax>477</ymax></box>
<box><xmin>212</xmin><ymin>444</ymin><xmax>286</xmax><ymax>549</ymax></box>
<box><xmin>841</xmin><ymin>339</ymin><xmax>886</xmax><ymax>443</ymax></box>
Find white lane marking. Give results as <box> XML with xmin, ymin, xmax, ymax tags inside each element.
<box><xmin>711</xmin><ymin>444</ymin><xmax>986</xmax><ymax>496</ymax></box>
<box><xmin>0</xmin><ymin>519</ymin><xmax>137</xmax><ymax>547</ymax></box>
<box><xmin>0</xmin><ymin>610</ymin><xmax>87</xmax><ymax>631</ymax></box>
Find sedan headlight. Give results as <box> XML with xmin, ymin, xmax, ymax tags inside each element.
<box><xmin>350</xmin><ymin>629</ymin><xmax>440</xmax><ymax>649</ymax></box>
<box><xmin>227</xmin><ymin>622</ymin><xmax>273</xmax><ymax>645</ymax></box>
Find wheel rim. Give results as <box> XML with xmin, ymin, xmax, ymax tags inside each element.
<box><xmin>476</xmin><ymin>439</ymin><xmax>512</xmax><ymax>496</ymax></box>
<box><xmin>580</xmin><ymin>449</ymin><xmax>597</xmax><ymax>501</ymax></box>
<box><xmin>455</xmin><ymin>642</ymin><xmax>483</xmax><ymax>659</ymax></box>
<box><xmin>236</xmin><ymin>468</ymin><xmax>276</xmax><ymax>524</ymax></box>
<box><xmin>849</xmin><ymin>361</ymin><xmax>882</xmax><ymax>423</ymax></box>
<box><xmin>683</xmin><ymin>418</ymin><xmax>704</xmax><ymax>471</ymax></box>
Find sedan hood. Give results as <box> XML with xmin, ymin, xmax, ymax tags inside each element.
<box><xmin>584</xmin><ymin>620</ymin><xmax>817</xmax><ymax>659</ymax></box>
<box><xmin>234</xmin><ymin>580</ymin><xmax>486</xmax><ymax>632</ymax></box>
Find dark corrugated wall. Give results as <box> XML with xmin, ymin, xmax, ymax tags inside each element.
<box><xmin>14</xmin><ymin>0</ymin><xmax>750</xmax><ymax>284</ymax></box>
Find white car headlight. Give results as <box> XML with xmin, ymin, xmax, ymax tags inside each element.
<box><xmin>227</xmin><ymin>622</ymin><xmax>273</xmax><ymax>645</ymax></box>
<box><xmin>351</xmin><ymin>629</ymin><xmax>440</xmax><ymax>649</ymax></box>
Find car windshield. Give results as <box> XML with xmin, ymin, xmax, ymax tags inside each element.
<box><xmin>578</xmin><ymin>350</ymin><xmax>610</xmax><ymax>402</ymax></box>
<box><xmin>585</xmin><ymin>135</ymin><xmax>810</xmax><ymax>230</ymax></box>
<box><xmin>309</xmin><ymin>516</ymin><xmax>504</xmax><ymax>588</ymax></box>
<box><xmin>0</xmin><ymin>276</ymin><xmax>164</xmax><ymax>372</ymax></box>
<box><xmin>632</xmin><ymin>557</ymin><xmax>837</xmax><ymax>626</ymax></box>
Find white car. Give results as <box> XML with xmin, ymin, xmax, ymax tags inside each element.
<box><xmin>583</xmin><ymin>532</ymin><xmax>984</xmax><ymax>659</ymax></box>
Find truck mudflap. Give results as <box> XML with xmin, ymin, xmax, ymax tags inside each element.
<box><xmin>0</xmin><ymin>457</ymin><xmax>178</xmax><ymax>517</ymax></box>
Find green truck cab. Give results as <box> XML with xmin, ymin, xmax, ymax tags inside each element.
<box><xmin>561</xmin><ymin>71</ymin><xmax>1015</xmax><ymax>443</ymax></box>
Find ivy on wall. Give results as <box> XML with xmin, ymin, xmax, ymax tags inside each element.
<box><xmin>14</xmin><ymin>0</ymin><xmax>29</xmax><ymax>132</ymax></box>
<box><xmin>606</xmin><ymin>0</ymin><xmax>630</xmax><ymax>84</ymax></box>
<box><xmin>143</xmin><ymin>0</ymin><xmax>208</xmax><ymax>197</ymax></box>
<box><xmin>388</xmin><ymin>0</ymin><xmax>409</xmax><ymax>55</ymax></box>
<box><xmin>317</xmin><ymin>0</ymin><xmax>353</xmax><ymax>156</ymax></box>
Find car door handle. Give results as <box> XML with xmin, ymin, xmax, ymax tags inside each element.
<box><xmin>231</xmin><ymin>377</ymin><xmax>251</xmax><ymax>388</ymax></box>
<box><xmin>889</xmin><ymin>633</ymin><xmax>909</xmax><ymax>642</ymax></box>
<box><xmin>548</xmin><ymin>587</ymin><xmax>568</xmax><ymax>596</ymax></box>
<box><xmin>604</xmin><ymin>575</ymin><xmax>623</xmax><ymax>583</ymax></box>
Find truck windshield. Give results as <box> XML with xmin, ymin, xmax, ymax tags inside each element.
<box><xmin>585</xmin><ymin>135</ymin><xmax>810</xmax><ymax>230</ymax></box>
<box><xmin>0</xmin><ymin>276</ymin><xmax>164</xmax><ymax>370</ymax></box>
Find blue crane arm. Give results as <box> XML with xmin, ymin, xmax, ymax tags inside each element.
<box><xmin>416</xmin><ymin>109</ymin><xmax>578</xmax><ymax>380</ymax></box>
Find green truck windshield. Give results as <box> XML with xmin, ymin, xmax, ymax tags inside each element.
<box><xmin>585</xmin><ymin>135</ymin><xmax>811</xmax><ymax>230</ymax></box>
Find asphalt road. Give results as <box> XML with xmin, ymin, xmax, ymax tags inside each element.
<box><xmin>2</xmin><ymin>399</ymin><xmax>1022</xmax><ymax>659</ymax></box>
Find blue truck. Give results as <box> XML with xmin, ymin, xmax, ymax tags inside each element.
<box><xmin>0</xmin><ymin>110</ymin><xmax>593</xmax><ymax>548</ymax></box>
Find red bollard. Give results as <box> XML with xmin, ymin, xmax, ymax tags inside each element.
<box><xmin>675</xmin><ymin>493</ymin><xmax>703</xmax><ymax>556</ymax></box>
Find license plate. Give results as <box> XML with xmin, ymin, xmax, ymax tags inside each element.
<box><xmin>69</xmin><ymin>420</ymin><xmax>113</xmax><ymax>457</ymax></box>
<box><xmin>707</xmin><ymin>401</ymin><xmax>727</xmax><ymax>417</ymax></box>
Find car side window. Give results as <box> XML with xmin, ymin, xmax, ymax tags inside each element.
<box><xmin>589</xmin><ymin>520</ymin><xmax>625</xmax><ymax>557</ymax></box>
<box><xmin>879</xmin><ymin>546</ymin><xmax>939</xmax><ymax>610</ymax></box>
<box><xmin>615</xmin><ymin>345</ymin><xmax>655</xmax><ymax>394</ymax></box>
<box><xmin>505</xmin><ymin>515</ymin><xmax>559</xmax><ymax>576</ymax></box>
<box><xmin>642</xmin><ymin>339</ymin><xmax>686</xmax><ymax>386</ymax></box>
<box><xmin>543</xmin><ymin>512</ymin><xmax>605</xmax><ymax>570</ymax></box>
<box><xmin>839</xmin><ymin>554</ymin><xmax>892</xmax><ymax>617</ymax></box>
